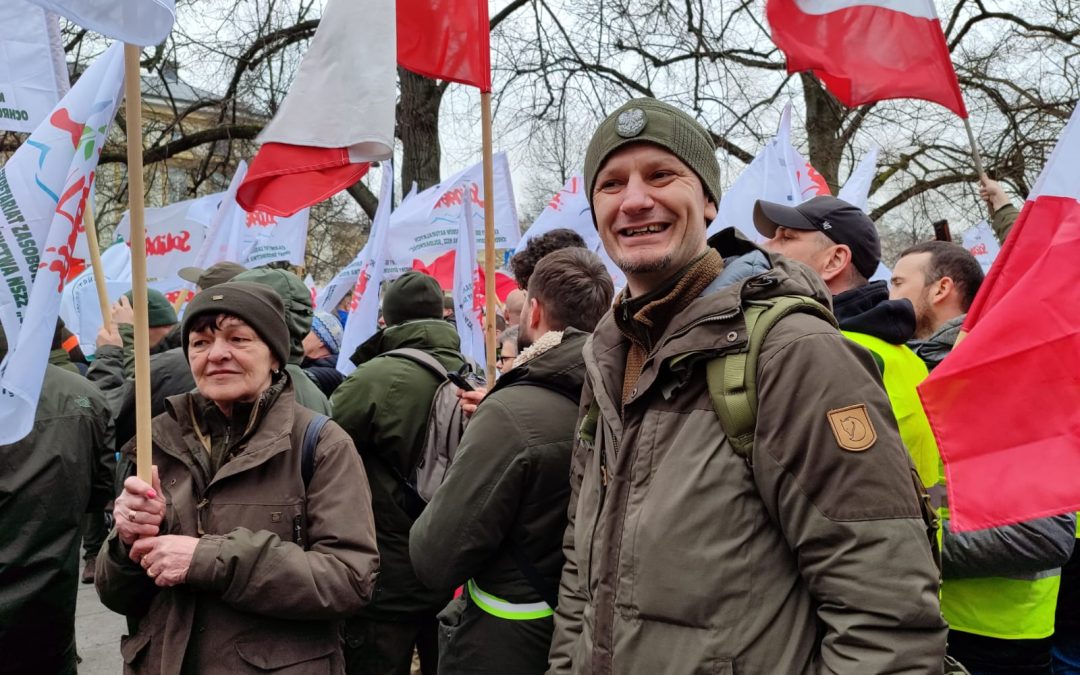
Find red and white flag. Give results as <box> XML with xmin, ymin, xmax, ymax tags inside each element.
<box><xmin>767</xmin><ymin>0</ymin><xmax>967</xmax><ymax>117</ymax></box>
<box><xmin>236</xmin><ymin>0</ymin><xmax>394</xmax><ymax>216</ymax></box>
<box><xmin>398</xmin><ymin>0</ymin><xmax>491</xmax><ymax>91</ymax></box>
<box><xmin>918</xmin><ymin>106</ymin><xmax>1080</xmax><ymax>532</ymax></box>
<box><xmin>239</xmin><ymin>0</ymin><xmax>493</xmax><ymax>217</ymax></box>
<box><xmin>0</xmin><ymin>43</ymin><xmax>125</xmax><ymax>443</ymax></box>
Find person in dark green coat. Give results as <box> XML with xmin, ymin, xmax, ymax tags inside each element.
<box><xmin>331</xmin><ymin>271</ymin><xmax>468</xmax><ymax>675</ymax></box>
<box><xmin>0</xmin><ymin>322</ymin><xmax>115</xmax><ymax>675</ymax></box>
<box><xmin>410</xmin><ymin>249</ymin><xmax>615</xmax><ymax>675</ymax></box>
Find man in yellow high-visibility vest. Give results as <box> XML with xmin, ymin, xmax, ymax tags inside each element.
<box><xmin>760</xmin><ymin>198</ymin><xmax>1076</xmax><ymax>674</ymax></box>
<box><xmin>892</xmin><ymin>240</ymin><xmax>1075</xmax><ymax>675</ymax></box>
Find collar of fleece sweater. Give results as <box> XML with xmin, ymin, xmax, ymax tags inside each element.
<box><xmin>613</xmin><ymin>248</ymin><xmax>723</xmax><ymax>406</ymax></box>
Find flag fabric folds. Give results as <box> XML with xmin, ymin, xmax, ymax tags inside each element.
<box><xmin>918</xmin><ymin>106</ymin><xmax>1080</xmax><ymax>532</ymax></box>
<box><xmin>337</xmin><ymin>163</ymin><xmax>395</xmax><ymax>375</ymax></box>
<box><xmin>26</xmin><ymin>0</ymin><xmax>175</xmax><ymax>47</ymax></box>
<box><xmin>516</xmin><ymin>175</ymin><xmax>626</xmax><ymax>289</ymax></box>
<box><xmin>237</xmin><ymin>0</ymin><xmax>395</xmax><ymax>216</ymax></box>
<box><xmin>453</xmin><ymin>198</ymin><xmax>486</xmax><ymax>367</ymax></box>
<box><xmin>708</xmin><ymin>104</ymin><xmax>830</xmax><ymax>240</ymax></box>
<box><xmin>0</xmin><ymin>42</ymin><xmax>125</xmax><ymax>443</ymax></box>
<box><xmin>766</xmin><ymin>0</ymin><xmax>967</xmax><ymax>117</ymax></box>
<box><xmin>397</xmin><ymin>0</ymin><xmax>491</xmax><ymax>91</ymax></box>
<box><xmin>0</xmin><ymin>1</ymin><xmax>70</xmax><ymax>133</ymax></box>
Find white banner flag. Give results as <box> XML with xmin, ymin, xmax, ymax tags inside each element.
<box><xmin>115</xmin><ymin>192</ymin><xmax>217</xmax><ymax>296</ymax></box>
<box><xmin>26</xmin><ymin>0</ymin><xmax>175</xmax><ymax>47</ymax></box>
<box><xmin>316</xmin><ymin>248</ymin><xmax>366</xmax><ymax>313</ymax></box>
<box><xmin>835</xmin><ymin>146</ymin><xmax>891</xmax><ymax>283</ymax></box>
<box><xmin>0</xmin><ymin>42</ymin><xmax>124</xmax><ymax>442</ymax></box>
<box><xmin>0</xmin><ymin>1</ymin><xmax>69</xmax><ymax>134</ymax></box>
<box><xmin>516</xmin><ymin>174</ymin><xmax>626</xmax><ymax>289</ymax></box>
<box><xmin>337</xmin><ymin>162</ymin><xmax>394</xmax><ymax>375</ymax></box>
<box><xmin>191</xmin><ymin>162</ymin><xmax>310</xmax><ymax>273</ymax></box>
<box><xmin>384</xmin><ymin>153</ymin><xmax>520</xmax><ymax>276</ymax></box>
<box><xmin>709</xmin><ymin>103</ymin><xmax>831</xmax><ymax>239</ymax></box>
<box><xmin>962</xmin><ymin>219</ymin><xmax>1002</xmax><ymax>274</ymax></box>
<box><xmin>454</xmin><ymin>198</ymin><xmax>486</xmax><ymax>367</ymax></box>
<box><xmin>58</xmin><ymin>241</ymin><xmax>131</xmax><ymax>356</ymax></box>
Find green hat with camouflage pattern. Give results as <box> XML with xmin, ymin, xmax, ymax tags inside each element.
<box><xmin>584</xmin><ymin>98</ymin><xmax>722</xmax><ymax>210</ymax></box>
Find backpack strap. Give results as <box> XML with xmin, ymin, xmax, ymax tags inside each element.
<box><xmin>707</xmin><ymin>296</ymin><xmax>836</xmax><ymax>463</ymax></box>
<box><xmin>380</xmin><ymin>348</ymin><xmax>450</xmax><ymax>380</ymax></box>
<box><xmin>301</xmin><ymin>414</ymin><xmax>330</xmax><ymax>490</ymax></box>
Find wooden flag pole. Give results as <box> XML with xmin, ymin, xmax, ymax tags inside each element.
<box><xmin>479</xmin><ymin>91</ymin><xmax>498</xmax><ymax>385</ymax></box>
<box><xmin>82</xmin><ymin>204</ymin><xmax>112</xmax><ymax>332</ymax></box>
<box><xmin>963</xmin><ymin>116</ymin><xmax>995</xmax><ymax>218</ymax></box>
<box><xmin>124</xmin><ymin>44</ymin><xmax>153</xmax><ymax>484</ymax></box>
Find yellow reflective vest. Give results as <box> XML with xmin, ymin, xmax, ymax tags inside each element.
<box><xmin>843</xmin><ymin>330</ymin><xmax>1060</xmax><ymax>640</ymax></box>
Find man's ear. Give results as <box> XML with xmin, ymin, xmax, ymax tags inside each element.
<box><xmin>932</xmin><ymin>276</ymin><xmax>955</xmax><ymax>306</ymax></box>
<box><xmin>704</xmin><ymin>199</ymin><xmax>718</xmax><ymax>221</ymax></box>
<box><xmin>528</xmin><ymin>297</ymin><xmax>543</xmax><ymax>330</ymax></box>
<box><xmin>820</xmin><ymin>244</ymin><xmax>852</xmax><ymax>284</ymax></box>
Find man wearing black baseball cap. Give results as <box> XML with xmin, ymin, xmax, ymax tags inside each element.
<box><xmin>754</xmin><ymin>195</ymin><xmax>882</xmax><ymax>292</ymax></box>
<box><xmin>755</xmin><ymin>194</ymin><xmax>943</xmax><ymax>528</ymax></box>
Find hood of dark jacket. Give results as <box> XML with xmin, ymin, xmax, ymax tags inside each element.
<box><xmin>909</xmin><ymin>313</ymin><xmax>965</xmax><ymax>370</ymax></box>
<box><xmin>233</xmin><ymin>268</ymin><xmax>313</xmax><ymax>365</ymax></box>
<box><xmin>708</xmin><ymin>228</ymin><xmax>834</xmax><ymax>309</ymax></box>
<box><xmin>832</xmin><ymin>280</ymin><xmax>916</xmax><ymax>345</ymax></box>
<box><xmin>492</xmin><ymin>328</ymin><xmax>588</xmax><ymax>401</ymax></box>
<box><xmin>350</xmin><ymin>318</ymin><xmax>462</xmax><ymax>367</ymax></box>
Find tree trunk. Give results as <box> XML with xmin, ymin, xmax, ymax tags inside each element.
<box><xmin>398</xmin><ymin>68</ymin><xmax>445</xmax><ymax>193</ymax></box>
<box><xmin>800</xmin><ymin>73</ymin><xmax>845</xmax><ymax>194</ymax></box>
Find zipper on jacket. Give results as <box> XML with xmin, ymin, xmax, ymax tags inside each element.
<box><xmin>195</xmin><ymin>498</ymin><xmax>210</xmax><ymax>536</ymax></box>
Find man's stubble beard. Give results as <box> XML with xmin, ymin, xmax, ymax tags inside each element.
<box><xmin>611</xmin><ymin>251</ymin><xmax>674</xmax><ymax>277</ymax></box>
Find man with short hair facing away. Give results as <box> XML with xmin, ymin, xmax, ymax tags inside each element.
<box><xmin>548</xmin><ymin>98</ymin><xmax>945</xmax><ymax>675</ymax></box>
<box><xmin>332</xmin><ymin>271</ymin><xmax>468</xmax><ymax>675</ymax></box>
<box><xmin>892</xmin><ymin>241</ymin><xmax>1074</xmax><ymax>675</ymax></box>
<box><xmin>411</xmin><ymin>248</ymin><xmax>614</xmax><ymax>675</ymax></box>
<box><xmin>503</xmin><ymin>288</ymin><xmax>526</xmax><ymax>327</ymax></box>
<box><xmin>756</xmin><ymin>196</ymin><xmax>942</xmax><ymax>493</ymax></box>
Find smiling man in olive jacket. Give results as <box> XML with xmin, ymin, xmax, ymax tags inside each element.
<box><xmin>546</xmin><ymin>98</ymin><xmax>946</xmax><ymax>675</ymax></box>
<box><xmin>410</xmin><ymin>248</ymin><xmax>614</xmax><ymax>675</ymax></box>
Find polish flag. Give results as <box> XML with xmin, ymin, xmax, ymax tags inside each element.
<box><xmin>236</xmin><ymin>0</ymin><xmax>393</xmax><ymax>216</ymax></box>
<box><xmin>918</xmin><ymin>105</ymin><xmax>1080</xmax><ymax>532</ymax></box>
<box><xmin>767</xmin><ymin>0</ymin><xmax>967</xmax><ymax>117</ymax></box>
<box><xmin>238</xmin><ymin>0</ymin><xmax>493</xmax><ymax>217</ymax></box>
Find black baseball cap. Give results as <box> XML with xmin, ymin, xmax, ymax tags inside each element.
<box><xmin>753</xmin><ymin>195</ymin><xmax>881</xmax><ymax>279</ymax></box>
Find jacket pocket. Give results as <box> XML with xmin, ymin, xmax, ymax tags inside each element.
<box><xmin>120</xmin><ymin>632</ymin><xmax>151</xmax><ymax>673</ymax></box>
<box><xmin>235</xmin><ymin>634</ymin><xmax>337</xmax><ymax>673</ymax></box>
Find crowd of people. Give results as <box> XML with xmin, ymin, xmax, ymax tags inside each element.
<box><xmin>0</xmin><ymin>97</ymin><xmax>1076</xmax><ymax>675</ymax></box>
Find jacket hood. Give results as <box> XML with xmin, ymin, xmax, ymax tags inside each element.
<box><xmin>833</xmin><ymin>281</ymin><xmax>915</xmax><ymax>345</ymax></box>
<box><xmin>708</xmin><ymin>228</ymin><xmax>833</xmax><ymax>308</ymax></box>
<box><xmin>233</xmin><ymin>268</ymin><xmax>314</xmax><ymax>364</ymax></box>
<box><xmin>350</xmin><ymin>318</ymin><xmax>462</xmax><ymax>367</ymax></box>
<box><xmin>494</xmin><ymin>328</ymin><xmax>588</xmax><ymax>401</ymax></box>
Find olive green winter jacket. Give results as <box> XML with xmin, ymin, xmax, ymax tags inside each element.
<box><xmin>548</xmin><ymin>231</ymin><xmax>947</xmax><ymax>675</ymax></box>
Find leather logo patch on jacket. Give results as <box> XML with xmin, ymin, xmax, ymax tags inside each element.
<box><xmin>827</xmin><ymin>404</ymin><xmax>877</xmax><ymax>452</ymax></box>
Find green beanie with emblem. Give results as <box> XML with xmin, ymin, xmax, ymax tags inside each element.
<box><xmin>584</xmin><ymin>98</ymin><xmax>722</xmax><ymax>211</ymax></box>
<box><xmin>124</xmin><ymin>288</ymin><xmax>178</xmax><ymax>327</ymax></box>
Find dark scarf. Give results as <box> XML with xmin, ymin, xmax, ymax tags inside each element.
<box><xmin>614</xmin><ymin>249</ymin><xmax>723</xmax><ymax>405</ymax></box>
